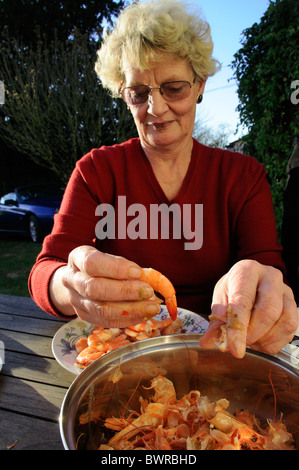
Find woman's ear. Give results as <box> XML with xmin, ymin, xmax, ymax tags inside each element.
<box><xmin>197</xmin><ymin>80</ymin><xmax>206</xmax><ymax>96</ymax></box>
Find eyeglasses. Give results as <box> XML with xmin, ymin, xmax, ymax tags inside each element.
<box><xmin>120</xmin><ymin>77</ymin><xmax>196</xmax><ymax>106</ymax></box>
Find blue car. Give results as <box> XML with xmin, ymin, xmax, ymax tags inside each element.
<box><xmin>0</xmin><ymin>184</ymin><xmax>64</xmax><ymax>242</ymax></box>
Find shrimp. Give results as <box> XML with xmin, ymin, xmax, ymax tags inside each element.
<box><xmin>76</xmin><ymin>346</ymin><xmax>106</xmax><ymax>367</ymax></box>
<box><xmin>75</xmin><ymin>337</ymin><xmax>88</xmax><ymax>354</ymax></box>
<box><xmin>139</xmin><ymin>268</ymin><xmax>177</xmax><ymax>320</ymax></box>
<box><xmin>208</xmin><ymin>407</ymin><xmax>265</xmax><ymax>450</ymax></box>
<box><xmin>129</xmin><ymin>318</ymin><xmax>172</xmax><ymax>332</ymax></box>
<box><xmin>74</xmin><ymin>316</ymin><xmax>182</xmax><ymax>368</ymax></box>
<box><xmin>160</xmin><ymin>317</ymin><xmax>182</xmax><ymax>335</ymax></box>
<box><xmin>206</xmin><ymin>306</ymin><xmax>244</xmax><ymax>353</ymax></box>
<box><xmin>88</xmin><ymin>327</ymin><xmax>121</xmax><ymax>349</ymax></box>
<box><xmin>124</xmin><ymin>318</ymin><xmax>175</xmax><ymax>341</ymax></box>
<box><xmin>155</xmin><ymin>426</ymin><xmax>172</xmax><ymax>450</ymax></box>
<box><xmin>76</xmin><ymin>334</ymin><xmax>130</xmax><ymax>367</ymax></box>
<box><xmin>145</xmin><ymin>375</ymin><xmax>177</xmax><ymax>405</ymax></box>
<box><xmin>95</xmin><ymin>374</ymin><xmax>296</xmax><ymax>450</ymax></box>
<box><xmin>108</xmin><ymin>403</ymin><xmax>168</xmax><ymax>445</ymax></box>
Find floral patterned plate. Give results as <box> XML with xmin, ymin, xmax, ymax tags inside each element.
<box><xmin>51</xmin><ymin>306</ymin><xmax>209</xmax><ymax>375</ymax></box>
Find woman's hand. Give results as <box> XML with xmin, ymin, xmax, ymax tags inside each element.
<box><xmin>199</xmin><ymin>260</ymin><xmax>298</xmax><ymax>358</ymax></box>
<box><xmin>49</xmin><ymin>245</ymin><xmax>161</xmax><ymax>327</ymax></box>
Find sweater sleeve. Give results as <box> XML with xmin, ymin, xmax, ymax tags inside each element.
<box><xmin>28</xmin><ymin>150</ymin><xmax>101</xmax><ymax>318</ymax></box>
<box><xmin>28</xmin><ymin>257</ymin><xmax>69</xmax><ymax>318</ymax></box>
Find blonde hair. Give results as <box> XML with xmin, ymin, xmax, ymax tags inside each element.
<box><xmin>95</xmin><ymin>0</ymin><xmax>220</xmax><ymax>97</ymax></box>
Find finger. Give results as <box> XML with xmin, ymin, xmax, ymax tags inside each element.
<box><xmin>223</xmin><ymin>262</ymin><xmax>263</xmax><ymax>358</ymax></box>
<box><xmin>249</xmin><ymin>287</ymin><xmax>299</xmax><ymax>354</ymax></box>
<box><xmin>69</xmin><ymin>246</ymin><xmax>142</xmax><ymax>280</ymax></box>
<box><xmin>210</xmin><ymin>275</ymin><xmax>228</xmax><ymax>321</ymax></box>
<box><xmin>199</xmin><ymin>316</ymin><xmax>227</xmax><ymax>350</ymax></box>
<box><xmin>200</xmin><ymin>269</ymin><xmax>253</xmax><ymax>356</ymax></box>
<box><xmin>246</xmin><ymin>268</ymin><xmax>284</xmax><ymax>346</ymax></box>
<box><xmin>68</xmin><ymin>290</ymin><xmax>161</xmax><ymax>328</ymax></box>
<box><xmin>209</xmin><ymin>262</ymin><xmax>258</xmax><ymax>358</ymax></box>
<box><xmin>199</xmin><ymin>276</ymin><xmax>228</xmax><ymax>350</ymax></box>
<box><xmin>63</xmin><ymin>265</ymin><xmax>154</xmax><ymax>302</ymax></box>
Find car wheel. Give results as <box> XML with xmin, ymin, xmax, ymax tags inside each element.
<box><xmin>28</xmin><ymin>215</ymin><xmax>43</xmax><ymax>243</ymax></box>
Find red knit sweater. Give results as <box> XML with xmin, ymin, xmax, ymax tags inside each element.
<box><xmin>28</xmin><ymin>138</ymin><xmax>284</xmax><ymax>318</ymax></box>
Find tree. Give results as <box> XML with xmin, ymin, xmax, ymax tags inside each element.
<box><xmin>0</xmin><ymin>1</ymin><xmax>138</xmax><ymax>184</ymax></box>
<box><xmin>231</xmin><ymin>0</ymin><xmax>299</xmax><ymax>232</ymax></box>
<box><xmin>0</xmin><ymin>0</ymin><xmax>125</xmax><ymax>43</ymax></box>
<box><xmin>193</xmin><ymin>122</ymin><xmax>231</xmax><ymax>149</ymax></box>
<box><xmin>0</xmin><ymin>30</ymin><xmax>137</xmax><ymax>183</ymax></box>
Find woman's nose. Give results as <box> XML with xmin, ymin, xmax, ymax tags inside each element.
<box><xmin>147</xmin><ymin>90</ymin><xmax>169</xmax><ymax>116</ymax></box>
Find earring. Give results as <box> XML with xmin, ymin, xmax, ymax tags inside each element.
<box><xmin>197</xmin><ymin>94</ymin><xmax>203</xmax><ymax>104</ymax></box>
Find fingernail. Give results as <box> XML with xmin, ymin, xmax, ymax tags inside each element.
<box><xmin>129</xmin><ymin>266</ymin><xmax>142</xmax><ymax>279</ymax></box>
<box><xmin>232</xmin><ymin>338</ymin><xmax>246</xmax><ymax>359</ymax></box>
<box><xmin>139</xmin><ymin>285</ymin><xmax>154</xmax><ymax>299</ymax></box>
<box><xmin>145</xmin><ymin>303</ymin><xmax>160</xmax><ymax>316</ymax></box>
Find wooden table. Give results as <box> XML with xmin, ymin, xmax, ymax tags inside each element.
<box><xmin>0</xmin><ymin>294</ymin><xmax>75</xmax><ymax>450</ymax></box>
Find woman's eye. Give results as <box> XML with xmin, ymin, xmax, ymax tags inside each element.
<box><xmin>165</xmin><ymin>83</ymin><xmax>184</xmax><ymax>94</ymax></box>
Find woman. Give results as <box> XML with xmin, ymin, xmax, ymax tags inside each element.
<box><xmin>29</xmin><ymin>0</ymin><xmax>298</xmax><ymax>359</ymax></box>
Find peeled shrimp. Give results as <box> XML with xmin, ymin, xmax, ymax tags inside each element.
<box><xmin>140</xmin><ymin>268</ymin><xmax>177</xmax><ymax>320</ymax></box>
<box><xmin>87</xmin><ymin>327</ymin><xmax>121</xmax><ymax>349</ymax></box>
<box><xmin>75</xmin><ymin>337</ymin><xmax>88</xmax><ymax>354</ymax></box>
<box><xmin>76</xmin><ymin>333</ymin><xmax>130</xmax><ymax>367</ymax></box>
<box><xmin>75</xmin><ymin>317</ymin><xmax>182</xmax><ymax>368</ymax></box>
<box><xmin>124</xmin><ymin>317</ymin><xmax>178</xmax><ymax>341</ymax></box>
<box><xmin>76</xmin><ymin>346</ymin><xmax>106</xmax><ymax>366</ymax></box>
<box><xmin>75</xmin><ymin>308</ymin><xmax>182</xmax><ymax>368</ymax></box>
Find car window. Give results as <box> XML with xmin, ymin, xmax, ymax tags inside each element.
<box><xmin>17</xmin><ymin>184</ymin><xmax>64</xmax><ymax>201</ymax></box>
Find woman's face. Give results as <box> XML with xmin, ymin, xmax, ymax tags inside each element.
<box><xmin>122</xmin><ymin>57</ymin><xmax>205</xmax><ymax>154</ymax></box>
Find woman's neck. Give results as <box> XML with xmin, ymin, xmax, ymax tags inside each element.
<box><xmin>141</xmin><ymin>138</ymin><xmax>194</xmax><ymax>201</ymax></box>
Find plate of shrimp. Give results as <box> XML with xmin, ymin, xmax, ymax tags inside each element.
<box><xmin>51</xmin><ymin>305</ymin><xmax>209</xmax><ymax>375</ymax></box>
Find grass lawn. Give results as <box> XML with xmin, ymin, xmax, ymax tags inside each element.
<box><xmin>0</xmin><ymin>236</ymin><xmax>42</xmax><ymax>297</ymax></box>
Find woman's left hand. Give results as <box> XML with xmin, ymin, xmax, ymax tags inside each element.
<box><xmin>199</xmin><ymin>260</ymin><xmax>299</xmax><ymax>358</ymax></box>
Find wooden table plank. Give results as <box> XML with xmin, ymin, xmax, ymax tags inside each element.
<box><xmin>0</xmin><ymin>375</ymin><xmax>68</xmax><ymax>419</ymax></box>
<box><xmin>0</xmin><ymin>312</ymin><xmax>66</xmax><ymax>337</ymax></box>
<box><xmin>2</xmin><ymin>350</ymin><xmax>75</xmax><ymax>387</ymax></box>
<box><xmin>0</xmin><ymin>329</ymin><xmax>53</xmax><ymax>357</ymax></box>
<box><xmin>0</xmin><ymin>410</ymin><xmax>64</xmax><ymax>450</ymax></box>
<box><xmin>0</xmin><ymin>294</ymin><xmax>77</xmax><ymax>450</ymax></box>
<box><xmin>0</xmin><ymin>294</ymin><xmax>52</xmax><ymax>318</ymax></box>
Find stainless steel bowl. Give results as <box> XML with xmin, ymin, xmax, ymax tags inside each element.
<box><xmin>59</xmin><ymin>334</ymin><xmax>299</xmax><ymax>450</ymax></box>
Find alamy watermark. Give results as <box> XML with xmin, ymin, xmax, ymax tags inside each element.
<box><xmin>0</xmin><ymin>81</ymin><xmax>4</xmax><ymax>105</ymax></box>
<box><xmin>95</xmin><ymin>196</ymin><xmax>203</xmax><ymax>251</ymax></box>
<box><xmin>290</xmin><ymin>80</ymin><xmax>299</xmax><ymax>105</ymax></box>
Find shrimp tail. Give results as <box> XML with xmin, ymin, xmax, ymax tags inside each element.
<box><xmin>166</xmin><ymin>294</ymin><xmax>177</xmax><ymax>321</ymax></box>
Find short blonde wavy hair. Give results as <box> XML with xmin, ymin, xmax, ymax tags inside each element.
<box><xmin>95</xmin><ymin>0</ymin><xmax>220</xmax><ymax>97</ymax></box>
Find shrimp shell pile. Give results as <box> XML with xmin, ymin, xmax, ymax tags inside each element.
<box><xmin>75</xmin><ymin>317</ymin><xmax>182</xmax><ymax>368</ymax></box>
<box><xmin>98</xmin><ymin>375</ymin><xmax>295</xmax><ymax>451</ymax></box>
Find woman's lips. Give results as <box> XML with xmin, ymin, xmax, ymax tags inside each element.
<box><xmin>148</xmin><ymin>121</ymin><xmax>173</xmax><ymax>131</ymax></box>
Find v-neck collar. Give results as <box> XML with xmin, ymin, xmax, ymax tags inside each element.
<box><xmin>138</xmin><ymin>139</ymin><xmax>198</xmax><ymax>204</ymax></box>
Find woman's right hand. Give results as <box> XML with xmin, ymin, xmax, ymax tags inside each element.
<box><xmin>49</xmin><ymin>245</ymin><xmax>161</xmax><ymax>327</ymax></box>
